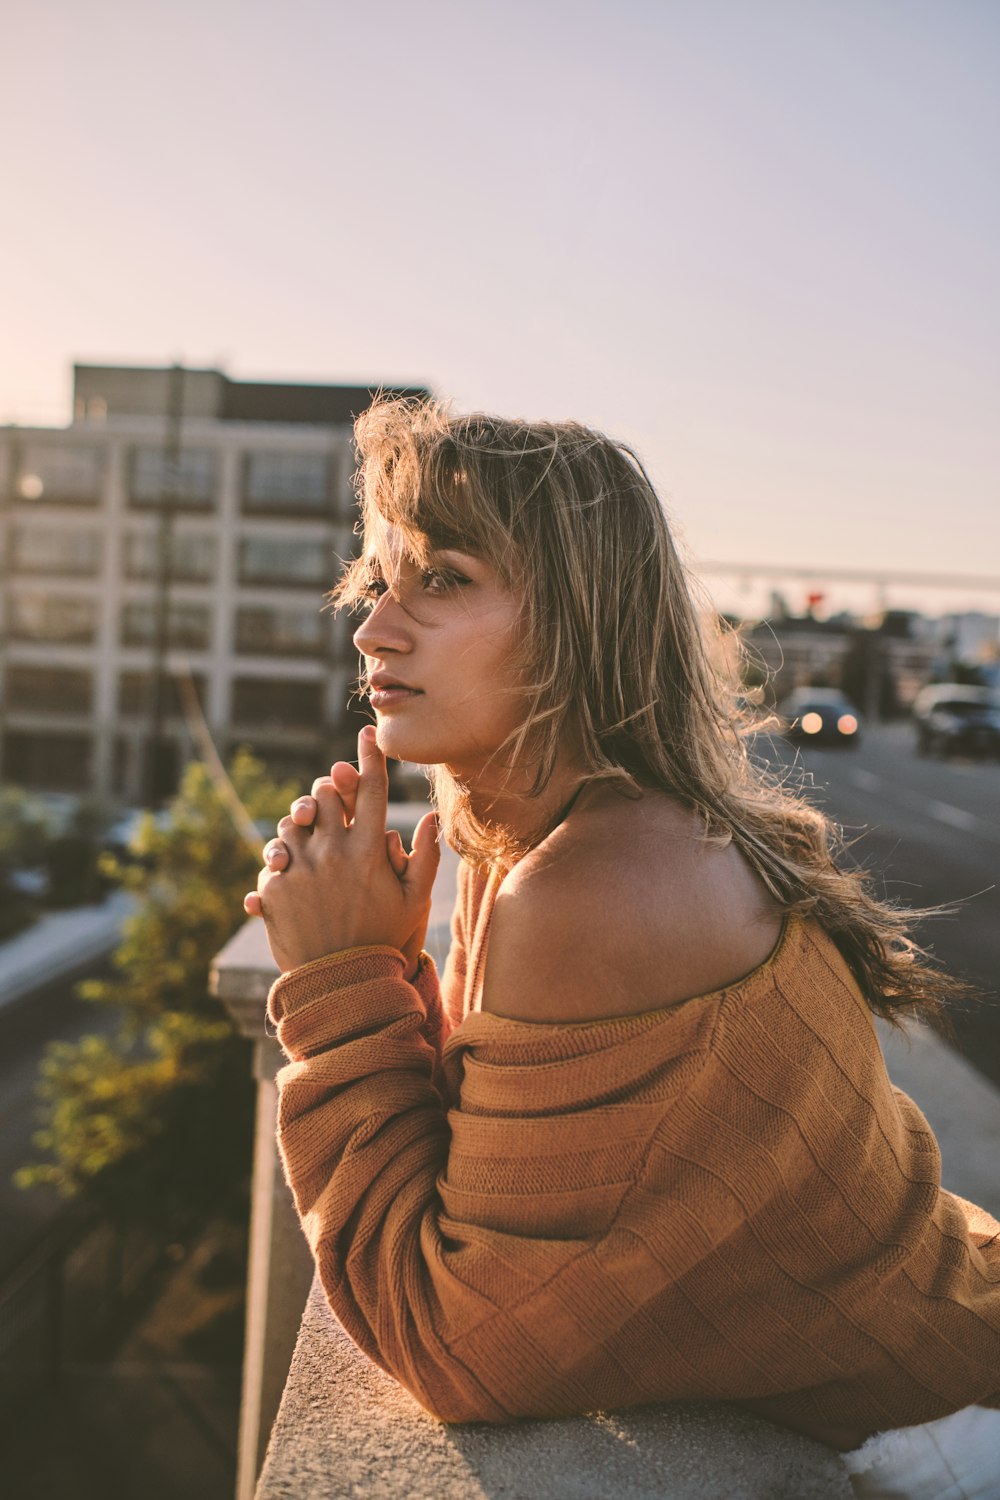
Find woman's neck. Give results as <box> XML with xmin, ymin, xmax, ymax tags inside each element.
<box><xmin>462</xmin><ymin>756</ymin><xmax>587</xmax><ymax>855</ymax></box>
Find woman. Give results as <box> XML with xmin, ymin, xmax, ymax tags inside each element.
<box><xmin>245</xmin><ymin>399</ymin><xmax>1000</xmax><ymax>1498</ymax></box>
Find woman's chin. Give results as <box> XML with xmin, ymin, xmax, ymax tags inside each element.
<box><xmin>374</xmin><ymin>721</ymin><xmax>441</xmax><ymax>766</ymax></box>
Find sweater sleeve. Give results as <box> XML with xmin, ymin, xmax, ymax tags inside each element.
<box><xmin>266</xmin><ymin>942</ymin><xmax>676</xmax><ymax>1423</ymax></box>
<box><xmin>269</xmin><ymin>946</ymin><xmax>538</xmax><ymax>1421</ymax></box>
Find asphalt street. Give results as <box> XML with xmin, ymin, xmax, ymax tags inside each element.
<box><xmin>759</xmin><ymin>719</ymin><xmax>1000</xmax><ymax>1086</ymax></box>
<box><xmin>0</xmin><ymin>959</ymin><xmax>120</xmax><ymax>1273</ymax></box>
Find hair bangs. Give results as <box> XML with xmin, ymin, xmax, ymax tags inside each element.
<box><xmin>359</xmin><ymin>401</ymin><xmax>517</xmax><ymax>576</ymax></box>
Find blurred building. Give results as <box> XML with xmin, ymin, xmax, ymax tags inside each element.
<box><xmin>938</xmin><ymin>611</ymin><xmax>1000</xmax><ymax>669</ymax></box>
<box><xmin>742</xmin><ymin>611</ymin><xmax>939</xmax><ymax>714</ymax></box>
<box><xmin>741</xmin><ymin>615</ymin><xmax>853</xmax><ymax>698</ymax></box>
<box><xmin>0</xmin><ymin>363</ymin><xmax>428</xmax><ymax>802</ymax></box>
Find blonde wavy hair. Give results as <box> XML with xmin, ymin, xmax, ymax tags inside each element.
<box><xmin>333</xmin><ymin>395</ymin><xmax>966</xmax><ymax>1022</ymax></box>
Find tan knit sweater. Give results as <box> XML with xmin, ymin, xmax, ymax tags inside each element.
<box><xmin>267</xmin><ymin>861</ymin><xmax>1000</xmax><ymax>1449</ymax></box>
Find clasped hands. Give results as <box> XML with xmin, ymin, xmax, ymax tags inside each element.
<box><xmin>244</xmin><ymin>726</ymin><xmax>440</xmax><ymax>979</ymax></box>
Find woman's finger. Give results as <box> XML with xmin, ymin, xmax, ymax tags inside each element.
<box><xmin>261</xmin><ymin>838</ymin><xmax>290</xmax><ymax>869</ymax></box>
<box><xmin>244</xmin><ymin>890</ymin><xmax>262</xmax><ymax>916</ymax></box>
<box><xmin>331</xmin><ymin>761</ymin><xmax>361</xmax><ymax>823</ymax></box>
<box><xmin>303</xmin><ymin>768</ymin><xmax>359</xmax><ymax>830</ymax></box>
<box><xmin>385</xmin><ymin>828</ymin><xmax>407</xmax><ymax>877</ymax></box>
<box><xmin>276</xmin><ymin>813</ymin><xmax>310</xmax><ymax>842</ymax></box>
<box><xmin>353</xmin><ymin>726</ymin><xmax>388</xmax><ymax>843</ymax></box>
<box><xmin>403</xmin><ymin>811</ymin><xmax>441</xmax><ymax>901</ymax></box>
<box><xmin>290</xmin><ymin>796</ymin><xmax>317</xmax><ymax>827</ymax></box>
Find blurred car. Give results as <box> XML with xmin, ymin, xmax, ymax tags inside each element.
<box><xmin>781</xmin><ymin>688</ymin><xmax>862</xmax><ymax>747</ymax></box>
<box><xmin>912</xmin><ymin>684</ymin><xmax>1000</xmax><ymax>759</ymax></box>
<box><xmin>100</xmin><ymin>807</ymin><xmax>175</xmax><ymax>865</ymax></box>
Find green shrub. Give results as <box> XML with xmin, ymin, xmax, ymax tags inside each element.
<box><xmin>16</xmin><ymin>749</ymin><xmax>298</xmax><ymax>1232</ymax></box>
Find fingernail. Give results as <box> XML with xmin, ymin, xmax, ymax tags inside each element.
<box><xmin>361</xmin><ymin>725</ymin><xmax>376</xmax><ymax>744</ymax></box>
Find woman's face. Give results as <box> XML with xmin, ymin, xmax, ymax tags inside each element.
<box><xmin>352</xmin><ymin>525</ymin><xmax>526</xmax><ymax>781</ymax></box>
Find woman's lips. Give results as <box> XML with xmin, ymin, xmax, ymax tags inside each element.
<box><xmin>368</xmin><ymin>686</ymin><xmax>422</xmax><ymax>709</ymax></box>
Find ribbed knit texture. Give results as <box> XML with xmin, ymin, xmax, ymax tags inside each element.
<box><xmin>267</xmin><ymin>865</ymin><xmax>1000</xmax><ymax>1448</ymax></box>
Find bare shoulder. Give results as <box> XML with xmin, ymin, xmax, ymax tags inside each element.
<box><xmin>480</xmin><ymin>788</ymin><xmax>784</xmax><ymax>1023</ymax></box>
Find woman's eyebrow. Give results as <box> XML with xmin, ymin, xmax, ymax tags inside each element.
<box><xmin>428</xmin><ymin>545</ymin><xmax>483</xmax><ymax>564</ymax></box>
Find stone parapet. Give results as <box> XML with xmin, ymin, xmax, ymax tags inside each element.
<box><xmin>257</xmin><ymin>1278</ymin><xmax>851</xmax><ymax>1500</ymax></box>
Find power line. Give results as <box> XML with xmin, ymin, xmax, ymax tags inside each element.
<box><xmin>696</xmin><ymin>562</ymin><xmax>1000</xmax><ymax>593</ymax></box>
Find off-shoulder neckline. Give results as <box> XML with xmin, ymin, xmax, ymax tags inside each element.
<box><xmin>458</xmin><ymin>908</ymin><xmax>803</xmax><ymax>1034</ymax></box>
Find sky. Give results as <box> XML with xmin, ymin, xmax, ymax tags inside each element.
<box><xmin>2</xmin><ymin>0</ymin><xmax>998</xmax><ymax>618</ymax></box>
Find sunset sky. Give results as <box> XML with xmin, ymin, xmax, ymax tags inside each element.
<box><xmin>2</xmin><ymin>0</ymin><xmax>997</xmax><ymax>616</ymax></box>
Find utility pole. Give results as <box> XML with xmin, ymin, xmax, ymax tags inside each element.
<box><xmin>863</xmin><ymin>627</ymin><xmax>883</xmax><ymax>723</ymax></box>
<box><xmin>143</xmin><ymin>363</ymin><xmax>184</xmax><ymax>806</ymax></box>
<box><xmin>0</xmin><ymin>432</ymin><xmax>14</xmax><ymax>782</ymax></box>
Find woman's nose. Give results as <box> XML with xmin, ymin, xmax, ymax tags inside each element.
<box><xmin>353</xmin><ymin>592</ymin><xmax>412</xmax><ymax>657</ymax></box>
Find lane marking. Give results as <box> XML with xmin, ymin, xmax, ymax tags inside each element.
<box><xmin>826</xmin><ymin>762</ymin><xmax>1000</xmax><ymax>848</ymax></box>
<box><xmin>927</xmin><ymin>800</ymin><xmax>979</xmax><ymax>832</ymax></box>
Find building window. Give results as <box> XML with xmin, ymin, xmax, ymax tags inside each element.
<box><xmin>242</xmin><ymin>452</ymin><xmax>330</xmax><ymax>515</ymax></box>
<box><xmin>224</xmin><ymin>742</ymin><xmax>325</xmax><ymax>789</ymax></box>
<box><xmin>1</xmin><ymin>732</ymin><xmax>93</xmax><ymax>791</ymax></box>
<box><xmin>238</xmin><ymin>536</ymin><xmax>331</xmax><ymax>586</ymax></box>
<box><xmin>117</xmin><ymin>671</ymin><xmax>206</xmax><ymax>718</ymax></box>
<box><xmin>8</xmin><ymin>594</ymin><xmax>98</xmax><ymax>645</ymax></box>
<box><xmin>124</xmin><ymin>531</ymin><xmax>217</xmax><ymax>581</ymax></box>
<box><xmin>231</xmin><ymin>676</ymin><xmax>323</xmax><ymax>729</ymax></box>
<box><xmin>15</xmin><ymin>444</ymin><xmax>104</xmax><ymax>505</ymax></box>
<box><xmin>6</xmin><ymin>665</ymin><xmax>93</xmax><ymax>715</ymax></box>
<box><xmin>235</xmin><ymin>606</ymin><xmax>328</xmax><ymax>656</ymax></box>
<box><xmin>12</xmin><ymin>525</ymin><xmax>101</xmax><ymax>575</ymax></box>
<box><xmin>130</xmin><ymin>447</ymin><xmax>216</xmax><ymax>509</ymax></box>
<box><xmin>120</xmin><ymin>601</ymin><xmax>212</xmax><ymax>650</ymax></box>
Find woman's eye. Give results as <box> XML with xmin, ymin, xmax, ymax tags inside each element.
<box><xmin>357</xmin><ymin>575</ymin><xmax>388</xmax><ymax>607</ymax></box>
<box><xmin>420</xmin><ymin>568</ymin><xmax>469</xmax><ymax>594</ymax></box>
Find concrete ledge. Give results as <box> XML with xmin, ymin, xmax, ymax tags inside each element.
<box><xmin>256</xmin><ymin>1278</ymin><xmax>852</xmax><ymax>1500</ymax></box>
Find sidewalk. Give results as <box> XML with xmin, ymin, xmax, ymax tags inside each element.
<box><xmin>878</xmin><ymin>1014</ymin><xmax>1000</xmax><ymax>1216</ymax></box>
<box><xmin>0</xmin><ymin>891</ymin><xmax>135</xmax><ymax>1012</ymax></box>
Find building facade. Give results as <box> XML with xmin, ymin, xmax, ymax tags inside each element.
<box><xmin>742</xmin><ymin>612</ymin><xmax>939</xmax><ymax>714</ymax></box>
<box><xmin>0</xmin><ymin>364</ymin><xmax>428</xmax><ymax>803</ymax></box>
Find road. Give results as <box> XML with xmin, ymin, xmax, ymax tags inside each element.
<box><xmin>0</xmin><ymin>959</ymin><xmax>120</xmax><ymax>1274</ymax></box>
<box><xmin>760</xmin><ymin>720</ymin><xmax>1000</xmax><ymax>1085</ymax></box>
